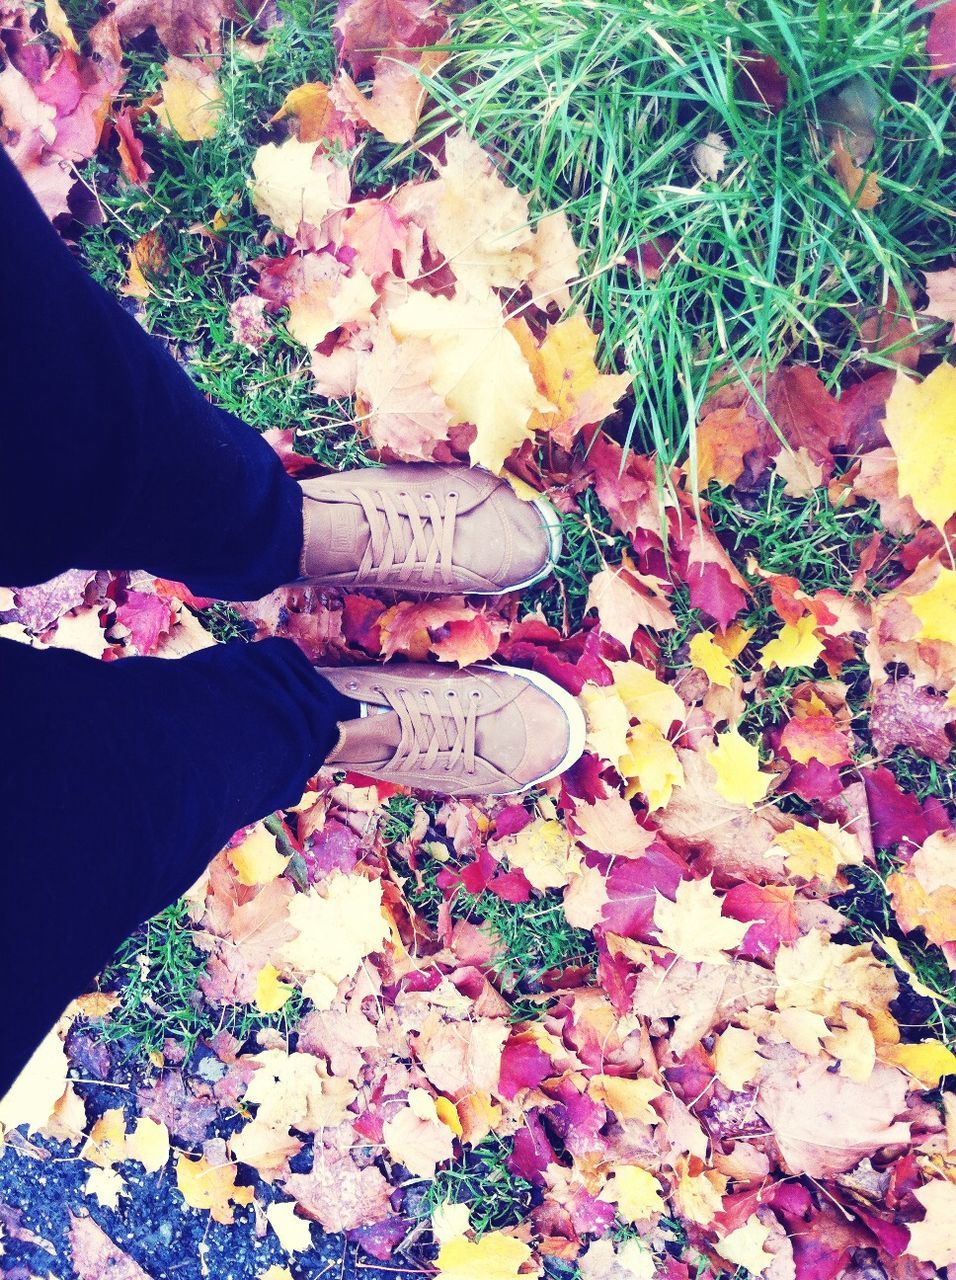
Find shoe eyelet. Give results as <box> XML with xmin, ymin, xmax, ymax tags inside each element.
<box><xmin>422</xmin><ymin>492</ymin><xmax>433</xmax><ymax>501</ymax></box>
<box><xmin>470</xmin><ymin>690</ymin><xmax>481</xmax><ymax>701</ymax></box>
<box><xmin>447</xmin><ymin>490</ymin><xmax>458</xmax><ymax>500</ymax></box>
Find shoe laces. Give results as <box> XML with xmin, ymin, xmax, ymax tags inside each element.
<box><xmin>354</xmin><ymin>487</ymin><xmax>459</xmax><ymax>586</ymax></box>
<box><xmin>373</xmin><ymin>683</ymin><xmax>481</xmax><ymax>776</ymax></box>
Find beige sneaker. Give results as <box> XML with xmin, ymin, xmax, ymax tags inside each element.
<box><xmin>298</xmin><ymin>464</ymin><xmax>561</xmax><ymax>594</ymax></box>
<box><xmin>319</xmin><ymin>664</ymin><xmax>585</xmax><ymax>797</ymax></box>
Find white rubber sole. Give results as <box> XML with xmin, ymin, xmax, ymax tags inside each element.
<box><xmin>481</xmin><ymin>663</ymin><xmax>587</xmax><ymax>793</ymax></box>
<box><xmin>466</xmin><ymin>495</ymin><xmax>564</xmax><ymax>595</ymax></box>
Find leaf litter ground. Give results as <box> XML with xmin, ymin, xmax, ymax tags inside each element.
<box><xmin>1</xmin><ymin>1</ymin><xmax>955</xmax><ymax>1278</ymax></box>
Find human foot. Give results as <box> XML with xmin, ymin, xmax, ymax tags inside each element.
<box><xmin>319</xmin><ymin>664</ymin><xmax>585</xmax><ymax>796</ymax></box>
<box><xmin>298</xmin><ymin>464</ymin><xmax>560</xmax><ymax>594</ymax></box>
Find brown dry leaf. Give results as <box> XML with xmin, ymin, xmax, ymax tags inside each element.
<box><xmin>586</xmin><ymin>560</ymin><xmax>676</xmax><ymax>646</ymax></box>
<box><xmin>756</xmin><ymin>1046</ymin><xmax>909</xmax><ymax>1177</ymax></box>
<box><xmin>69</xmin><ymin>1211</ymin><xmax>151</xmax><ymax>1280</ymax></box>
<box><xmin>829</xmin><ymin>132</ymin><xmax>881</xmax><ymax>208</ymax></box>
<box><xmin>283</xmin><ymin>1151</ymin><xmax>392</xmax><ymax>1232</ymax></box>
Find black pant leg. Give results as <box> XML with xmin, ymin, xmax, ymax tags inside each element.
<box><xmin>0</xmin><ymin>635</ymin><xmax>354</xmax><ymax>1098</ymax></box>
<box><xmin>0</xmin><ymin>145</ymin><xmax>303</xmax><ymax>600</ymax></box>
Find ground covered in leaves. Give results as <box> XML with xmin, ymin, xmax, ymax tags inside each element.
<box><xmin>1</xmin><ymin>0</ymin><xmax>955</xmax><ymax>1278</ymax></box>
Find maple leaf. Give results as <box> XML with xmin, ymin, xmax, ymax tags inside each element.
<box><xmin>713</xmin><ymin>1026</ymin><xmax>762</xmax><ymax>1091</ymax></box>
<box><xmin>388</xmin><ymin>289</ymin><xmax>552</xmax><ymax>474</ymax></box>
<box><xmin>228</xmin><ymin>824</ymin><xmax>288</xmax><ymax>886</ymax></box>
<box><xmin>598</xmin><ymin>1166</ymin><xmax>666</xmax><ymax>1224</ymax></box>
<box><xmin>279</xmin><ymin>872</ymin><xmax>389</xmax><ymax>1008</ymax></box>
<box><xmin>498</xmin><ymin>817</ymin><xmax>581</xmax><ymax>891</ymax></box>
<box><xmin>688</xmin><ymin>630</ymin><xmax>736</xmax><ymax>687</ymax></box>
<box><xmin>395</xmin><ymin>130</ymin><xmax>534</xmax><ymax>293</ymax></box>
<box><xmin>653</xmin><ymin>874</ymin><xmax>749</xmax><ymax>964</ymax></box>
<box><xmin>772</xmin><ymin>821</ymin><xmax>864</xmax><ymax>885</ymax></box>
<box><xmin>378</xmin><ymin>597</ymin><xmax>502</xmax><ymax>664</ymax></box>
<box><xmin>335</xmin><ymin>0</ymin><xmax>447</xmax><ymax>76</ymax></box>
<box><xmin>715</xmin><ymin>1216</ymin><xmax>776</xmax><ymax>1276</ymax></box>
<box><xmin>906</xmin><ymin>1178</ymin><xmax>956</xmax><ymax>1267</ymax></box>
<box><xmin>883</xmin><ymin>363</ymin><xmax>956</xmax><ymax>532</ymax></box>
<box><xmin>601</xmin><ymin>844</ymin><xmax>688</xmax><ymax>941</ymax></box>
<box><xmin>254</xmin><ymin>962</ymin><xmax>294</xmax><ymax>1014</ymax></box>
<box><xmin>695</xmin><ymin>405</ymin><xmax>771</xmax><ymax>488</ymax></box>
<box><xmin>908</xmin><ymin>564</ymin><xmax>956</xmax><ymax>644</ymax></box>
<box><xmin>619</xmin><ymin>723</ymin><xmax>684</xmax><ymax>811</ymax></box>
<box><xmin>249</xmin><ymin>139</ymin><xmax>349</xmax><ymax>238</ymax></box>
<box><xmin>284</xmin><ymin>1150</ymin><xmax>393</xmax><ymax>1232</ymax></box>
<box><xmin>705</xmin><ymin>726</ymin><xmax>773</xmax><ymax>807</ymax></box>
<box><xmin>758</xmin><ymin>613</ymin><xmax>823</xmax><ymax>671</ymax></box>
<box><xmin>333</xmin><ymin>49</ymin><xmax>446</xmax><ymax>145</ymax></box>
<box><xmin>870</xmin><ymin>676</ymin><xmax>956</xmax><ymax>763</ymax></box>
<box><xmin>587</xmin><ymin>561</ymin><xmax>676</xmax><ymax>646</ymax></box>
<box><xmin>756</xmin><ymin>1049</ymin><xmax>910</xmax><ymax>1178</ymax></box>
<box><xmin>523</xmin><ymin>313</ymin><xmax>630</xmax><ymax>449</ymax></box>
<box><xmin>154</xmin><ymin>56</ymin><xmax>222</xmax><ymax>140</ymax></box>
<box><xmin>887</xmin><ymin>831</ymin><xmax>956</xmax><ymax>958</ymax></box>
<box><xmin>176</xmin><ymin>1151</ymin><xmax>254</xmax><ymax>1224</ymax></box>
<box><xmin>610</xmin><ymin>659</ymin><xmax>684</xmax><ymax>731</ymax></box>
<box><xmin>917</xmin><ymin>0</ymin><xmax>956</xmax><ymax>82</ymax></box>
<box><xmin>382</xmin><ymin>1088</ymin><xmax>455</xmax><ymax>1177</ymax></box>
<box><xmin>571</xmin><ymin>793</ymin><xmax>654</xmax><ymax>859</ymax></box>
<box><xmin>435</xmin><ymin>1232</ymin><xmax>536</xmax><ymax>1280</ymax></box>
<box><xmin>98</xmin><ymin>0</ymin><xmax>238</xmax><ymax>56</ymax></box>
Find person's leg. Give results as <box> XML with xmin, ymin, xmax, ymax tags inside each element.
<box><xmin>0</xmin><ymin>635</ymin><xmax>356</xmax><ymax>1099</ymax></box>
<box><xmin>0</xmin><ymin>146</ymin><xmax>303</xmax><ymax>600</ymax></box>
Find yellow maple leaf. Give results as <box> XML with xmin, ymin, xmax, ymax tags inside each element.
<box><xmin>176</xmin><ymin>1152</ymin><xmax>255</xmax><ymax>1224</ymax></box>
<box><xmin>715</xmin><ymin>1215</ymin><xmax>775</xmax><ymax>1275</ymax></box>
<box><xmin>229</xmin><ymin>825</ymin><xmax>288</xmax><ymax>886</ymax></box>
<box><xmin>772</xmin><ymin>821</ymin><xmax>863</xmax><ymax>884</ymax></box>
<box><xmin>688</xmin><ymin>631</ymin><xmax>735</xmax><ymax>687</ymax></box>
<box><xmin>587</xmin><ymin>1075</ymin><xmax>662</xmax><ymax>1123</ymax></box>
<box><xmin>526</xmin><ymin>313</ymin><xmax>631</xmax><ymax>448</ymax></box>
<box><xmin>279</xmin><ymin>873</ymin><xmax>389</xmax><ymax>1008</ymax></box>
<box><xmin>598</xmin><ymin>1166</ymin><xmax>666</xmax><ymax>1224</ymax></box>
<box><xmin>249</xmin><ymin>138</ymin><xmax>347</xmax><ymax>237</ymax></box>
<box><xmin>435</xmin><ymin>1232</ymin><xmax>535</xmax><ymax>1280</ymax></box>
<box><xmin>46</xmin><ymin>0</ymin><xmax>79</xmax><ymax>49</ymax></box>
<box><xmin>610</xmin><ymin>661</ymin><xmax>685</xmax><ymax>732</ymax></box>
<box><xmin>620</xmin><ymin>722</ymin><xmax>684</xmax><ymax>811</ymax></box>
<box><xmin>580</xmin><ymin>682</ymin><xmax>631</xmax><ymax>765</ymax></box>
<box><xmin>155</xmin><ymin>57</ymin><xmax>223</xmax><ymax>141</ymax></box>
<box><xmin>500</xmin><ymin>817</ymin><xmax>582</xmax><ymax>891</ymax></box>
<box><xmin>759</xmin><ymin>612</ymin><xmax>823</xmax><ymax>671</ymax></box>
<box><xmin>883</xmin><ymin>363</ymin><xmax>956</xmax><ymax>532</ymax></box>
<box><xmin>909</xmin><ymin>566</ymin><xmax>956</xmax><ymax>644</ymax></box>
<box><xmin>254</xmin><ymin>962</ymin><xmax>294</xmax><ymax>1014</ymax></box>
<box><xmin>389</xmin><ymin>290</ymin><xmax>552</xmax><ymax>475</ymax></box>
<box><xmin>270</xmin><ymin>81</ymin><xmax>333</xmax><ymax>142</ymax></box>
<box><xmin>706</xmin><ymin>726</ymin><xmax>773</xmax><ymax>806</ymax></box>
<box><xmin>653</xmin><ymin>874</ymin><xmax>749</xmax><ymax>964</ymax></box>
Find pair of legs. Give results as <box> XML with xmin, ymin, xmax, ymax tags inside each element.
<box><xmin>0</xmin><ymin>148</ymin><xmax>580</xmax><ymax>1096</ymax></box>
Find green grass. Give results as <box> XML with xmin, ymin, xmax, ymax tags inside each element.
<box><xmin>419</xmin><ymin>1135</ymin><xmax>534</xmax><ymax>1235</ymax></box>
<box><xmin>455</xmin><ymin>886</ymin><xmax>598</xmax><ymax>992</ymax></box>
<box><xmin>417</xmin><ymin>0</ymin><xmax>956</xmax><ymax>465</ymax></box>
<box><xmin>96</xmin><ymin>898</ymin><xmax>304</xmax><ymax>1061</ymax></box>
<box><xmin>834</xmin><ymin>854</ymin><xmax>956</xmax><ymax>1050</ymax></box>
<box><xmin>77</xmin><ymin>0</ymin><xmax>374</xmax><ymax>472</ymax></box>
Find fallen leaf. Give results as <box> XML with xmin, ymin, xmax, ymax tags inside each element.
<box><xmin>705</xmin><ymin>727</ymin><xmax>773</xmax><ymax>807</ymax></box>
<box><xmin>436</xmin><ymin>1231</ymin><xmax>535</xmax><ymax>1280</ymax></box>
<box><xmin>155</xmin><ymin>56</ymin><xmax>222</xmax><ymax>140</ymax></box>
<box><xmin>653</xmin><ymin>874</ymin><xmax>749</xmax><ymax>964</ymax></box>
<box><xmin>883</xmin><ymin>363</ymin><xmax>956</xmax><ymax>532</ymax></box>
<box><xmin>176</xmin><ymin>1152</ymin><xmax>255</xmax><ymax>1224</ymax></box>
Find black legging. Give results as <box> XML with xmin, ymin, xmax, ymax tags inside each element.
<box><xmin>0</xmin><ymin>146</ymin><xmax>355</xmax><ymax>1097</ymax></box>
